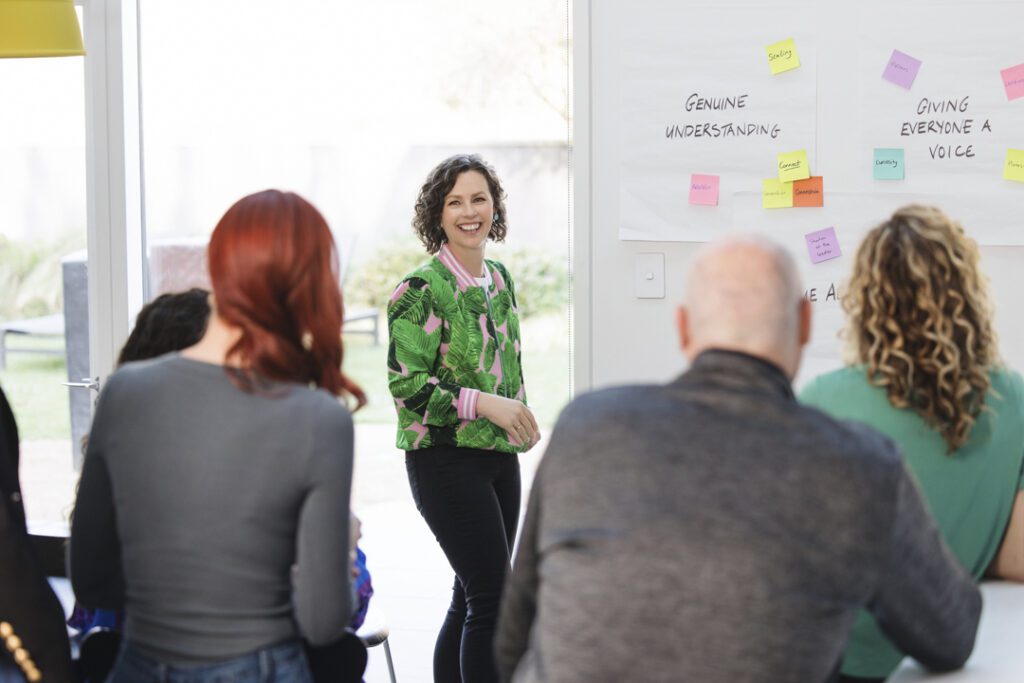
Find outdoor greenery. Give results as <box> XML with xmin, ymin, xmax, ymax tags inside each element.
<box><xmin>345</xmin><ymin>239</ymin><xmax>568</xmax><ymax>321</ymax></box>
<box><xmin>0</xmin><ymin>337</ymin><xmax>71</xmax><ymax>441</ymax></box>
<box><xmin>0</xmin><ymin>314</ymin><xmax>569</xmax><ymax>443</ymax></box>
<box><xmin>0</xmin><ymin>232</ymin><xmax>84</xmax><ymax>322</ymax></box>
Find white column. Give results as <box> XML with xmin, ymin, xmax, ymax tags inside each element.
<box><xmin>83</xmin><ymin>0</ymin><xmax>146</xmax><ymax>386</ymax></box>
<box><xmin>571</xmin><ymin>0</ymin><xmax>593</xmax><ymax>393</ymax></box>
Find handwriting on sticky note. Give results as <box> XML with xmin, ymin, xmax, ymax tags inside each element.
<box><xmin>793</xmin><ymin>176</ymin><xmax>823</xmax><ymax>207</ymax></box>
<box><xmin>874</xmin><ymin>148</ymin><xmax>905</xmax><ymax>180</ymax></box>
<box><xmin>805</xmin><ymin>227</ymin><xmax>841</xmax><ymax>264</ymax></box>
<box><xmin>1002</xmin><ymin>64</ymin><xmax>1024</xmax><ymax>102</ymax></box>
<box><xmin>1005</xmin><ymin>149</ymin><xmax>1024</xmax><ymax>183</ymax></box>
<box><xmin>688</xmin><ymin>174</ymin><xmax>720</xmax><ymax>206</ymax></box>
<box><xmin>777</xmin><ymin>149</ymin><xmax>810</xmax><ymax>182</ymax></box>
<box><xmin>766</xmin><ymin>38</ymin><xmax>800</xmax><ymax>75</ymax></box>
<box><xmin>762</xmin><ymin>179</ymin><xmax>793</xmax><ymax>209</ymax></box>
<box><xmin>882</xmin><ymin>50</ymin><xmax>922</xmax><ymax>89</ymax></box>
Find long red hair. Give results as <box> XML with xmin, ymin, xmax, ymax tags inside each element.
<box><xmin>207</xmin><ymin>190</ymin><xmax>366</xmax><ymax>407</ymax></box>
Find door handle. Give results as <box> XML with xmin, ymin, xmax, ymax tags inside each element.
<box><xmin>62</xmin><ymin>377</ymin><xmax>100</xmax><ymax>392</ymax></box>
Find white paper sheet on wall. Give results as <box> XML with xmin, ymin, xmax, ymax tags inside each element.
<box><xmin>856</xmin><ymin>3</ymin><xmax>1024</xmax><ymax>241</ymax></box>
<box><xmin>616</xmin><ymin>4</ymin><xmax>818</xmax><ymax>242</ymax></box>
<box><xmin>613</xmin><ymin>1</ymin><xmax>1024</xmax><ymax>245</ymax></box>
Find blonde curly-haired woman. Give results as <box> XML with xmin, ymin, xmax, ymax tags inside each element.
<box><xmin>801</xmin><ymin>205</ymin><xmax>1024</xmax><ymax>682</ymax></box>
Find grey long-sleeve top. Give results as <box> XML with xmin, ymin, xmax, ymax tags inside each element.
<box><xmin>69</xmin><ymin>354</ymin><xmax>353</xmax><ymax>665</ymax></box>
<box><xmin>497</xmin><ymin>349</ymin><xmax>981</xmax><ymax>683</ymax></box>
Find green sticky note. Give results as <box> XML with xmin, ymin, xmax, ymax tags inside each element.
<box><xmin>874</xmin><ymin>148</ymin><xmax>905</xmax><ymax>180</ymax></box>
<box><xmin>777</xmin><ymin>149</ymin><xmax>810</xmax><ymax>182</ymax></box>
<box><xmin>1004</xmin><ymin>149</ymin><xmax>1024</xmax><ymax>182</ymax></box>
<box><xmin>766</xmin><ymin>38</ymin><xmax>800</xmax><ymax>75</ymax></box>
<box><xmin>762</xmin><ymin>178</ymin><xmax>794</xmax><ymax>209</ymax></box>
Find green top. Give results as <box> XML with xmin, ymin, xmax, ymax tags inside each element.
<box><xmin>387</xmin><ymin>245</ymin><xmax>527</xmax><ymax>454</ymax></box>
<box><xmin>800</xmin><ymin>365</ymin><xmax>1024</xmax><ymax>678</ymax></box>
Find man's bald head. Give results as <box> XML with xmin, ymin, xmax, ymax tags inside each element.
<box><xmin>678</xmin><ymin>236</ymin><xmax>810</xmax><ymax>378</ymax></box>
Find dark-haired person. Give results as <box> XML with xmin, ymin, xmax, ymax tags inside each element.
<box><xmin>70</xmin><ymin>190</ymin><xmax>365</xmax><ymax>683</ymax></box>
<box><xmin>116</xmin><ymin>288</ymin><xmax>210</xmax><ymax>366</ymax></box>
<box><xmin>388</xmin><ymin>154</ymin><xmax>538</xmax><ymax>682</ymax></box>
<box><xmin>801</xmin><ymin>205</ymin><xmax>1024</xmax><ymax>682</ymax></box>
<box><xmin>0</xmin><ymin>384</ymin><xmax>74</xmax><ymax>683</ymax></box>
<box><xmin>68</xmin><ymin>288</ymin><xmax>211</xmax><ymax>637</ymax></box>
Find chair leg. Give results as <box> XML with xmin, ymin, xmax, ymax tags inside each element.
<box><xmin>383</xmin><ymin>639</ymin><xmax>397</xmax><ymax>683</ymax></box>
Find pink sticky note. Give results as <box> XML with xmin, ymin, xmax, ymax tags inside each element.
<box><xmin>882</xmin><ymin>50</ymin><xmax>922</xmax><ymax>89</ymax></box>
<box><xmin>688</xmin><ymin>174</ymin><xmax>720</xmax><ymax>206</ymax></box>
<box><xmin>805</xmin><ymin>226</ymin><xmax>841</xmax><ymax>264</ymax></box>
<box><xmin>1002</xmin><ymin>63</ymin><xmax>1024</xmax><ymax>102</ymax></box>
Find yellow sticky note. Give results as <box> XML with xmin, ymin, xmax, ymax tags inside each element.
<box><xmin>763</xmin><ymin>179</ymin><xmax>794</xmax><ymax>209</ymax></box>
<box><xmin>778</xmin><ymin>149</ymin><xmax>811</xmax><ymax>182</ymax></box>
<box><xmin>1004</xmin><ymin>149</ymin><xmax>1024</xmax><ymax>182</ymax></box>
<box><xmin>766</xmin><ymin>38</ymin><xmax>800</xmax><ymax>75</ymax></box>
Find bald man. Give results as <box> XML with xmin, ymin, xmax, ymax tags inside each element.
<box><xmin>495</xmin><ymin>237</ymin><xmax>981</xmax><ymax>683</ymax></box>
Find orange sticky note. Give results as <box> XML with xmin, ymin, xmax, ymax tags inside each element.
<box><xmin>793</xmin><ymin>176</ymin><xmax>823</xmax><ymax>207</ymax></box>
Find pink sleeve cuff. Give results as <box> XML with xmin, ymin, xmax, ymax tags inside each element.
<box><xmin>457</xmin><ymin>388</ymin><xmax>481</xmax><ymax>420</ymax></box>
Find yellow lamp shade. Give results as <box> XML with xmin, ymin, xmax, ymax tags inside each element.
<box><xmin>0</xmin><ymin>0</ymin><xmax>85</xmax><ymax>58</ymax></box>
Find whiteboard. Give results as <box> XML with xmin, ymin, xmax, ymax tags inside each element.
<box><xmin>576</xmin><ymin>0</ymin><xmax>1024</xmax><ymax>391</ymax></box>
<box><xmin>607</xmin><ymin>0</ymin><xmax>1024</xmax><ymax>245</ymax></box>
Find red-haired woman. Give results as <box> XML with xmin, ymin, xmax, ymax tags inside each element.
<box><xmin>70</xmin><ymin>190</ymin><xmax>365</xmax><ymax>683</ymax></box>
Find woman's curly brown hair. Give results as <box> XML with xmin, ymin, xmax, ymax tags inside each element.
<box><xmin>412</xmin><ymin>154</ymin><xmax>508</xmax><ymax>253</ymax></box>
<box><xmin>843</xmin><ymin>204</ymin><xmax>999</xmax><ymax>452</ymax></box>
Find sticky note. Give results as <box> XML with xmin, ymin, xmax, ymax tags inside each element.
<box><xmin>874</xmin><ymin>148</ymin><xmax>905</xmax><ymax>180</ymax></box>
<box><xmin>766</xmin><ymin>38</ymin><xmax>800</xmax><ymax>75</ymax></box>
<box><xmin>793</xmin><ymin>176</ymin><xmax>823</xmax><ymax>207</ymax></box>
<box><xmin>777</xmin><ymin>149</ymin><xmax>810</xmax><ymax>182</ymax></box>
<box><xmin>1001</xmin><ymin>63</ymin><xmax>1024</xmax><ymax>102</ymax></box>
<box><xmin>1005</xmin><ymin>149</ymin><xmax>1024</xmax><ymax>183</ymax></box>
<box><xmin>688</xmin><ymin>174</ymin><xmax>720</xmax><ymax>206</ymax></box>
<box><xmin>882</xmin><ymin>50</ymin><xmax>922</xmax><ymax>89</ymax></box>
<box><xmin>805</xmin><ymin>227</ymin><xmax>841</xmax><ymax>264</ymax></box>
<box><xmin>762</xmin><ymin>179</ymin><xmax>794</xmax><ymax>209</ymax></box>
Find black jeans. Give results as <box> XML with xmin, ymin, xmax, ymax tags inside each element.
<box><xmin>406</xmin><ymin>446</ymin><xmax>521</xmax><ymax>683</ymax></box>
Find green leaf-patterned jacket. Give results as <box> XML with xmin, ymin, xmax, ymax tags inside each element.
<box><xmin>387</xmin><ymin>244</ymin><xmax>528</xmax><ymax>453</ymax></box>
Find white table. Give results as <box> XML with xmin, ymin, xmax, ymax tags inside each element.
<box><xmin>889</xmin><ymin>582</ymin><xmax>1024</xmax><ymax>682</ymax></box>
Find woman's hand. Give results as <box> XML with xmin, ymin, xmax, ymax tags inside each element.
<box><xmin>476</xmin><ymin>393</ymin><xmax>541</xmax><ymax>450</ymax></box>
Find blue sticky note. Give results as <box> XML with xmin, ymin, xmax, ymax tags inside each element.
<box><xmin>874</xmin><ymin>148</ymin><xmax>905</xmax><ymax>180</ymax></box>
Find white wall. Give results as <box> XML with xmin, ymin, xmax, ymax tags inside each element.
<box><xmin>573</xmin><ymin>0</ymin><xmax>1024</xmax><ymax>392</ymax></box>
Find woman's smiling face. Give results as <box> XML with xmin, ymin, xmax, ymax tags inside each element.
<box><xmin>440</xmin><ymin>170</ymin><xmax>494</xmax><ymax>256</ymax></box>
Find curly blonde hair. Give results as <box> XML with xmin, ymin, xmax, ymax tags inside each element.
<box><xmin>843</xmin><ymin>205</ymin><xmax>998</xmax><ymax>452</ymax></box>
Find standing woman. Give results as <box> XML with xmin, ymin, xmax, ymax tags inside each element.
<box><xmin>388</xmin><ymin>154</ymin><xmax>539</xmax><ymax>682</ymax></box>
<box><xmin>71</xmin><ymin>190</ymin><xmax>364</xmax><ymax>682</ymax></box>
<box><xmin>800</xmin><ymin>204</ymin><xmax>1024</xmax><ymax>682</ymax></box>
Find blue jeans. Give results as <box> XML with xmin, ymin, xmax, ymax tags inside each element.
<box><xmin>107</xmin><ymin>641</ymin><xmax>312</xmax><ymax>683</ymax></box>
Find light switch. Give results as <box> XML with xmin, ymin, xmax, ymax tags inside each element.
<box><xmin>635</xmin><ymin>252</ymin><xmax>665</xmax><ymax>299</ymax></box>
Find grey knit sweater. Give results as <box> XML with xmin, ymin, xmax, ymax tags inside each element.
<box><xmin>496</xmin><ymin>350</ymin><xmax>981</xmax><ymax>683</ymax></box>
<box><xmin>70</xmin><ymin>354</ymin><xmax>353</xmax><ymax>665</ymax></box>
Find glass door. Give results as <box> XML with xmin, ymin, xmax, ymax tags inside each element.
<box><xmin>0</xmin><ymin>9</ymin><xmax>89</xmax><ymax>534</ymax></box>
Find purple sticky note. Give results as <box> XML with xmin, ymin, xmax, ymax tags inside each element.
<box><xmin>805</xmin><ymin>227</ymin><xmax>841</xmax><ymax>264</ymax></box>
<box><xmin>1002</xmin><ymin>63</ymin><xmax>1024</xmax><ymax>102</ymax></box>
<box><xmin>688</xmin><ymin>174</ymin><xmax>720</xmax><ymax>206</ymax></box>
<box><xmin>882</xmin><ymin>50</ymin><xmax>922</xmax><ymax>89</ymax></box>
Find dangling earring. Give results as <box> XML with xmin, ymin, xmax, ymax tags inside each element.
<box><xmin>301</xmin><ymin>331</ymin><xmax>313</xmax><ymax>351</ymax></box>
<box><xmin>493</xmin><ymin>212</ymin><xmax>500</xmax><ymax>223</ymax></box>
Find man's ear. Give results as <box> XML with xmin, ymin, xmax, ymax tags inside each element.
<box><xmin>677</xmin><ymin>306</ymin><xmax>691</xmax><ymax>353</ymax></box>
<box><xmin>798</xmin><ymin>297</ymin><xmax>812</xmax><ymax>347</ymax></box>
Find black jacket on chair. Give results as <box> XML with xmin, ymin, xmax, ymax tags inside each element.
<box><xmin>0</xmin><ymin>385</ymin><xmax>74</xmax><ymax>682</ymax></box>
